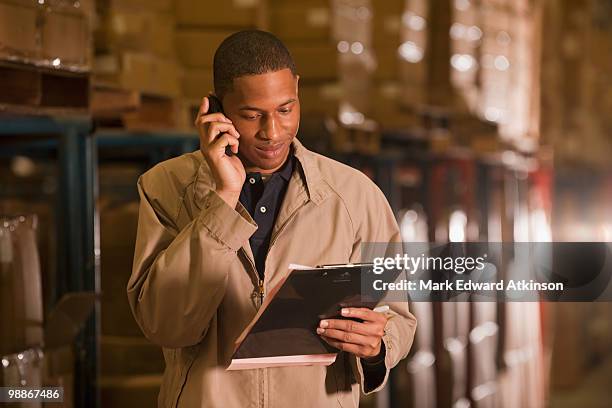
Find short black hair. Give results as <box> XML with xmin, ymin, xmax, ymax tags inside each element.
<box><xmin>213</xmin><ymin>30</ymin><xmax>297</xmax><ymax>99</ymax></box>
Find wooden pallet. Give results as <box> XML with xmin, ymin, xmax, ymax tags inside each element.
<box><xmin>92</xmin><ymin>83</ymin><xmax>178</xmax><ymax>130</ymax></box>
<box><xmin>0</xmin><ymin>60</ymin><xmax>89</xmax><ymax>115</ymax></box>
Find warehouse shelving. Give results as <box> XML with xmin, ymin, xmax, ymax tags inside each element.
<box><xmin>0</xmin><ymin>115</ymin><xmax>98</xmax><ymax>408</ymax></box>
<box><xmin>0</xmin><ymin>115</ymin><xmax>200</xmax><ymax>408</ymax></box>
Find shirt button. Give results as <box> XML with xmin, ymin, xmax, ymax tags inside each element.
<box><xmin>259</xmin><ymin>206</ymin><xmax>267</xmax><ymax>213</ymax></box>
<box><xmin>249</xmin><ymin>177</ymin><xmax>256</xmax><ymax>184</ymax></box>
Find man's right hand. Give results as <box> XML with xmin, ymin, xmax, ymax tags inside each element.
<box><xmin>195</xmin><ymin>96</ymin><xmax>246</xmax><ymax>208</ymax></box>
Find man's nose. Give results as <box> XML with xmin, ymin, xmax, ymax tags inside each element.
<box><xmin>259</xmin><ymin>115</ymin><xmax>281</xmax><ymax>141</ymax></box>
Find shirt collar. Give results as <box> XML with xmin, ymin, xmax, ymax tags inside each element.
<box><xmin>194</xmin><ymin>137</ymin><xmax>329</xmax><ymax>208</ymax></box>
<box><xmin>246</xmin><ymin>145</ymin><xmax>295</xmax><ymax>183</ymax></box>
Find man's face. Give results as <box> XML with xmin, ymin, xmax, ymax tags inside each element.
<box><xmin>221</xmin><ymin>68</ymin><xmax>300</xmax><ymax>174</ymax></box>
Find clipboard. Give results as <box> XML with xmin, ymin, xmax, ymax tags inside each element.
<box><xmin>227</xmin><ymin>263</ymin><xmax>381</xmax><ymax>370</ymax></box>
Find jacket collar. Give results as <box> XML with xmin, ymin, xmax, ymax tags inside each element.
<box><xmin>194</xmin><ymin>137</ymin><xmax>328</xmax><ymax>208</ymax></box>
<box><xmin>291</xmin><ymin>138</ymin><xmax>327</xmax><ymax>205</ymax></box>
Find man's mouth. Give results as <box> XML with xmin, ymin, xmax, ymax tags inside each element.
<box><xmin>255</xmin><ymin>143</ymin><xmax>285</xmax><ymax>158</ymax></box>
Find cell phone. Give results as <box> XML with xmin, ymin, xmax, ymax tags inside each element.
<box><xmin>206</xmin><ymin>94</ymin><xmax>234</xmax><ymax>156</ymax></box>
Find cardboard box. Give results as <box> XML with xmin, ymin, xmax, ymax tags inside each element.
<box><xmin>371</xmin><ymin>0</ymin><xmax>405</xmax><ymax>45</ymax></box>
<box><xmin>289</xmin><ymin>43</ymin><xmax>338</xmax><ymax>81</ymax></box>
<box><xmin>370</xmin><ymin>81</ymin><xmax>421</xmax><ymax>129</ymax></box>
<box><xmin>41</xmin><ymin>5</ymin><xmax>91</xmax><ymax>69</ymax></box>
<box><xmin>95</xmin><ymin>52</ymin><xmax>181</xmax><ymax>97</ymax></box>
<box><xmin>175</xmin><ymin>29</ymin><xmax>234</xmax><ymax>68</ymax></box>
<box><xmin>176</xmin><ymin>0</ymin><xmax>258</xmax><ymax>28</ymax></box>
<box><xmin>97</xmin><ymin>10</ymin><xmax>175</xmax><ymax>58</ymax></box>
<box><xmin>99</xmin><ymin>199</ymin><xmax>143</xmax><ymax>336</ymax></box>
<box><xmin>181</xmin><ymin>68</ymin><xmax>214</xmax><ymax>100</ymax></box>
<box><xmin>373</xmin><ymin>46</ymin><xmax>400</xmax><ymax>81</ymax></box>
<box><xmin>298</xmin><ymin>82</ymin><xmax>341</xmax><ymax>115</ymax></box>
<box><xmin>331</xmin><ymin>0</ymin><xmax>370</xmax><ymax>45</ymax></box>
<box><xmin>270</xmin><ymin>4</ymin><xmax>331</xmax><ymax>43</ymax></box>
<box><xmin>0</xmin><ymin>0</ymin><xmax>39</xmax><ymax>62</ymax></box>
<box><xmin>98</xmin><ymin>0</ymin><xmax>172</xmax><ymax>13</ymax></box>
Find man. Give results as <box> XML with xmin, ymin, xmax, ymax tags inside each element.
<box><xmin>127</xmin><ymin>30</ymin><xmax>416</xmax><ymax>408</ymax></box>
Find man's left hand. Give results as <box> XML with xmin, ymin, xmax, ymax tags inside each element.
<box><xmin>317</xmin><ymin>307</ymin><xmax>388</xmax><ymax>360</ymax></box>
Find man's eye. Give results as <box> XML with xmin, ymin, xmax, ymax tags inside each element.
<box><xmin>279</xmin><ymin>109</ymin><xmax>291</xmax><ymax>114</ymax></box>
<box><xmin>244</xmin><ymin>115</ymin><xmax>259</xmax><ymax>120</ymax></box>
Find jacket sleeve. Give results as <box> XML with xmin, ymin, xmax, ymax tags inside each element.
<box><xmin>127</xmin><ymin>175</ymin><xmax>257</xmax><ymax>348</ymax></box>
<box><xmin>348</xmin><ymin>180</ymin><xmax>418</xmax><ymax>394</ymax></box>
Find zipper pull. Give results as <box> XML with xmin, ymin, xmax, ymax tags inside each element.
<box><xmin>258</xmin><ymin>279</ymin><xmax>265</xmax><ymax>305</ymax></box>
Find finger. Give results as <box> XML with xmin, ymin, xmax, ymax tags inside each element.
<box><xmin>208</xmin><ymin>133</ymin><xmax>239</xmax><ymax>155</ymax></box>
<box><xmin>195</xmin><ymin>113</ymin><xmax>233</xmax><ymax>130</ymax></box>
<box><xmin>340</xmin><ymin>307</ymin><xmax>387</xmax><ymax>323</ymax></box>
<box><xmin>206</xmin><ymin>122</ymin><xmax>240</xmax><ymax>144</ymax></box>
<box><xmin>319</xmin><ymin>319</ymin><xmax>384</xmax><ymax>337</ymax></box>
<box><xmin>197</xmin><ymin>96</ymin><xmax>209</xmax><ymax>117</ymax></box>
<box><xmin>317</xmin><ymin>328</ymin><xmax>379</xmax><ymax>348</ymax></box>
<box><xmin>319</xmin><ymin>336</ymin><xmax>366</xmax><ymax>356</ymax></box>
<box><xmin>196</xmin><ymin>112</ymin><xmax>232</xmax><ymax>124</ymax></box>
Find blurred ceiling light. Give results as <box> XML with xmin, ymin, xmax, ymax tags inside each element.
<box><xmin>494</xmin><ymin>55</ymin><xmax>510</xmax><ymax>71</ymax></box>
<box><xmin>469</xmin><ymin>321</ymin><xmax>498</xmax><ymax>343</ymax></box>
<box><xmin>339</xmin><ymin>110</ymin><xmax>365</xmax><ymax>125</ymax></box>
<box><xmin>497</xmin><ymin>31</ymin><xmax>512</xmax><ymax>45</ymax></box>
<box><xmin>356</xmin><ymin>6</ymin><xmax>370</xmax><ymax>20</ymax></box>
<box><xmin>52</xmin><ymin>58</ymin><xmax>61</xmax><ymax>67</ymax></box>
<box><xmin>404</xmin><ymin>209</ymin><xmax>418</xmax><ymax>223</ymax></box>
<box><xmin>467</xmin><ymin>25</ymin><xmax>483</xmax><ymax>41</ymax></box>
<box><xmin>450</xmin><ymin>23</ymin><xmax>466</xmax><ymax>40</ymax></box>
<box><xmin>11</xmin><ymin>156</ymin><xmax>36</xmax><ymax>177</ymax></box>
<box><xmin>485</xmin><ymin>107</ymin><xmax>503</xmax><ymax>122</ymax></box>
<box><xmin>38</xmin><ymin>0</ymin><xmax>44</xmax><ymax>4</ymax></box>
<box><xmin>454</xmin><ymin>0</ymin><xmax>471</xmax><ymax>11</ymax></box>
<box><xmin>400</xmin><ymin>209</ymin><xmax>429</xmax><ymax>242</ymax></box>
<box><xmin>530</xmin><ymin>209</ymin><xmax>552</xmax><ymax>242</ymax></box>
<box><xmin>403</xmin><ymin>12</ymin><xmax>426</xmax><ymax>31</ymax></box>
<box><xmin>398</xmin><ymin>41</ymin><xmax>423</xmax><ymax>63</ymax></box>
<box><xmin>449</xmin><ymin>210</ymin><xmax>468</xmax><ymax>242</ymax></box>
<box><xmin>413</xmin><ymin>351</ymin><xmax>435</xmax><ymax>367</ymax></box>
<box><xmin>337</xmin><ymin>41</ymin><xmax>350</xmax><ymax>53</ymax></box>
<box><xmin>451</xmin><ymin>53</ymin><xmax>475</xmax><ymax>72</ymax></box>
<box><xmin>350</xmin><ymin>42</ymin><xmax>364</xmax><ymax>54</ymax></box>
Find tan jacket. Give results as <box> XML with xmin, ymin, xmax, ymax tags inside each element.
<box><xmin>127</xmin><ymin>138</ymin><xmax>417</xmax><ymax>408</ymax></box>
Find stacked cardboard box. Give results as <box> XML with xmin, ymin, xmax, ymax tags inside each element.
<box><xmin>267</xmin><ymin>0</ymin><xmax>340</xmax><ymax>118</ymax></box>
<box><xmin>0</xmin><ymin>0</ymin><xmax>91</xmax><ymax>71</ymax></box>
<box><xmin>175</xmin><ymin>0</ymin><xmax>262</xmax><ymax>127</ymax></box>
<box><xmin>0</xmin><ymin>0</ymin><xmax>92</xmax><ymax>112</ymax></box>
<box><xmin>94</xmin><ymin>0</ymin><xmax>180</xmax><ymax>98</ymax></box>
<box><xmin>370</xmin><ymin>0</ymin><xmax>425</xmax><ymax>128</ymax></box>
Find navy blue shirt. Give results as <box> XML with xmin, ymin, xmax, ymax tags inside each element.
<box><xmin>239</xmin><ymin>149</ymin><xmax>295</xmax><ymax>279</ymax></box>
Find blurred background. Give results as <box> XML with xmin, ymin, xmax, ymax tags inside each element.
<box><xmin>0</xmin><ymin>0</ymin><xmax>611</xmax><ymax>407</ymax></box>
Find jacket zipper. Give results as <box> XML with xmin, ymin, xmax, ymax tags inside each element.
<box><xmin>258</xmin><ymin>278</ymin><xmax>265</xmax><ymax>305</ymax></box>
<box><xmin>240</xmin><ymin>247</ymin><xmax>264</xmax><ymax>307</ymax></box>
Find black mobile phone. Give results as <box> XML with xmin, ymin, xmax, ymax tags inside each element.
<box><xmin>207</xmin><ymin>94</ymin><xmax>234</xmax><ymax>156</ymax></box>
